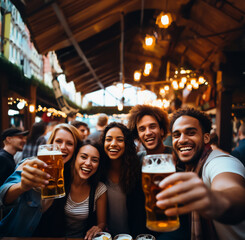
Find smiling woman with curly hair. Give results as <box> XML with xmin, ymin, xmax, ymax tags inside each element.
<box><xmin>100</xmin><ymin>122</ymin><xmax>148</xmax><ymax>238</ymax></box>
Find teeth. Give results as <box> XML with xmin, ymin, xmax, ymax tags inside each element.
<box><xmin>145</xmin><ymin>138</ymin><xmax>154</xmax><ymax>142</ymax></box>
<box><xmin>81</xmin><ymin>168</ymin><xmax>91</xmax><ymax>173</ymax></box>
<box><xmin>180</xmin><ymin>147</ymin><xmax>192</xmax><ymax>152</ymax></box>
<box><xmin>109</xmin><ymin>149</ymin><xmax>118</xmax><ymax>152</ymax></box>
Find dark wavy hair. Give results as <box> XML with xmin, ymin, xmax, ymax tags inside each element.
<box><xmin>127</xmin><ymin>104</ymin><xmax>169</xmax><ymax>140</ymax></box>
<box><xmin>71</xmin><ymin>139</ymin><xmax>104</xmax><ymax>188</ymax></box>
<box><xmin>101</xmin><ymin>122</ymin><xmax>141</xmax><ymax>194</ymax></box>
<box><xmin>170</xmin><ymin>108</ymin><xmax>212</xmax><ymax>134</ymax></box>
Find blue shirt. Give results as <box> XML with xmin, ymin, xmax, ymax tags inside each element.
<box><xmin>0</xmin><ymin>170</ymin><xmax>42</xmax><ymax>237</ymax></box>
<box><xmin>231</xmin><ymin>139</ymin><xmax>245</xmax><ymax>166</ymax></box>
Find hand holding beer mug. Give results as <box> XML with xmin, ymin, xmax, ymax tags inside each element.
<box><xmin>142</xmin><ymin>154</ymin><xmax>179</xmax><ymax>232</ymax></box>
<box><xmin>37</xmin><ymin>144</ymin><xmax>65</xmax><ymax>199</ymax></box>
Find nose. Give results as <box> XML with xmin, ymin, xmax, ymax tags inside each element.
<box><xmin>178</xmin><ymin>133</ymin><xmax>188</xmax><ymax>143</ymax></box>
<box><xmin>85</xmin><ymin>157</ymin><xmax>92</xmax><ymax>165</ymax></box>
<box><xmin>145</xmin><ymin>127</ymin><xmax>151</xmax><ymax>135</ymax></box>
<box><xmin>60</xmin><ymin>142</ymin><xmax>66</xmax><ymax>150</ymax></box>
<box><xmin>110</xmin><ymin>138</ymin><xmax>117</xmax><ymax>146</ymax></box>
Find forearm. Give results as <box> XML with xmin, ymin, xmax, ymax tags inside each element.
<box><xmin>208</xmin><ymin>187</ymin><xmax>245</xmax><ymax>224</ymax></box>
<box><xmin>97</xmin><ymin>222</ymin><xmax>106</xmax><ymax>230</ymax></box>
<box><xmin>4</xmin><ymin>182</ymin><xmax>26</xmax><ymax>205</ymax></box>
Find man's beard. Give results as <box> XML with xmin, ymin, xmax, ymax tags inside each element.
<box><xmin>174</xmin><ymin>144</ymin><xmax>205</xmax><ymax>170</ymax></box>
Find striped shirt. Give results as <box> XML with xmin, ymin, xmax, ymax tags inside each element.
<box><xmin>65</xmin><ymin>182</ymin><xmax>107</xmax><ymax>237</ymax></box>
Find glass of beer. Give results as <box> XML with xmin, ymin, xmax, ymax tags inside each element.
<box><xmin>37</xmin><ymin>144</ymin><xmax>65</xmax><ymax>199</ymax></box>
<box><xmin>142</xmin><ymin>154</ymin><xmax>179</xmax><ymax>232</ymax></box>
<box><xmin>92</xmin><ymin>232</ymin><xmax>112</xmax><ymax>240</ymax></box>
<box><xmin>113</xmin><ymin>234</ymin><xmax>132</xmax><ymax>240</ymax></box>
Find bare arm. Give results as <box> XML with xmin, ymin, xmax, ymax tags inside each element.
<box><xmin>156</xmin><ymin>172</ymin><xmax>245</xmax><ymax>224</ymax></box>
<box><xmin>85</xmin><ymin>191</ymin><xmax>107</xmax><ymax>240</ymax></box>
<box><xmin>4</xmin><ymin>158</ymin><xmax>49</xmax><ymax>205</ymax></box>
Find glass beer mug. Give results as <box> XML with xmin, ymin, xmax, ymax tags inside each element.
<box><xmin>142</xmin><ymin>154</ymin><xmax>180</xmax><ymax>232</ymax></box>
<box><xmin>37</xmin><ymin>144</ymin><xmax>65</xmax><ymax>199</ymax></box>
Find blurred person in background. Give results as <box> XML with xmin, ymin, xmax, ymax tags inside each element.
<box><xmin>231</xmin><ymin>123</ymin><xmax>245</xmax><ymax>166</ymax></box>
<box><xmin>0</xmin><ymin>127</ymin><xmax>29</xmax><ymax>186</ymax></box>
<box><xmin>88</xmin><ymin>113</ymin><xmax>108</xmax><ymax>142</ymax></box>
<box><xmin>20</xmin><ymin>121</ymin><xmax>47</xmax><ymax>160</ymax></box>
<box><xmin>71</xmin><ymin>120</ymin><xmax>90</xmax><ymax>140</ymax></box>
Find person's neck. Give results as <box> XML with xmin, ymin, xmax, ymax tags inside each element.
<box><xmin>110</xmin><ymin>158</ymin><xmax>122</xmax><ymax>171</ymax></box>
<box><xmin>3</xmin><ymin>145</ymin><xmax>16</xmax><ymax>156</ymax></box>
<box><xmin>146</xmin><ymin>143</ymin><xmax>165</xmax><ymax>155</ymax></box>
<box><xmin>72</xmin><ymin>173</ymin><xmax>89</xmax><ymax>187</ymax></box>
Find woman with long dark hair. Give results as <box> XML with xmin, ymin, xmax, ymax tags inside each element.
<box><xmin>101</xmin><ymin>122</ymin><xmax>147</xmax><ymax>238</ymax></box>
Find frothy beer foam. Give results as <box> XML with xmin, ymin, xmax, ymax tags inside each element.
<box><xmin>38</xmin><ymin>148</ymin><xmax>62</xmax><ymax>156</ymax></box>
<box><xmin>142</xmin><ymin>155</ymin><xmax>175</xmax><ymax>173</ymax></box>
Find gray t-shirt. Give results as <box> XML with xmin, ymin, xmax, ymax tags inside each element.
<box><xmin>106</xmin><ymin>179</ymin><xmax>129</xmax><ymax>236</ymax></box>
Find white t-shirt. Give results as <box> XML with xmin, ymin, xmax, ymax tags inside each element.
<box><xmin>65</xmin><ymin>182</ymin><xmax>107</xmax><ymax>237</ymax></box>
<box><xmin>202</xmin><ymin>150</ymin><xmax>245</xmax><ymax>240</ymax></box>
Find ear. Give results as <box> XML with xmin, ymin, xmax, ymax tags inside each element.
<box><xmin>204</xmin><ymin>133</ymin><xmax>210</xmax><ymax>144</ymax></box>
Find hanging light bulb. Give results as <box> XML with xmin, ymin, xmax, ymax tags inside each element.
<box><xmin>156</xmin><ymin>12</ymin><xmax>172</xmax><ymax>28</ymax></box>
<box><xmin>143</xmin><ymin>68</ymin><xmax>151</xmax><ymax>76</ymax></box>
<box><xmin>181</xmin><ymin>77</ymin><xmax>187</xmax><ymax>84</ymax></box>
<box><xmin>118</xmin><ymin>102</ymin><xmax>123</xmax><ymax>111</ymax></box>
<box><xmin>29</xmin><ymin>104</ymin><xmax>35</xmax><ymax>113</ymax></box>
<box><xmin>160</xmin><ymin>88</ymin><xmax>165</xmax><ymax>95</ymax></box>
<box><xmin>186</xmin><ymin>83</ymin><xmax>192</xmax><ymax>91</ymax></box>
<box><xmin>179</xmin><ymin>82</ymin><xmax>185</xmax><ymax>89</ymax></box>
<box><xmin>134</xmin><ymin>71</ymin><xmax>141</xmax><ymax>81</ymax></box>
<box><xmin>190</xmin><ymin>78</ymin><xmax>196</xmax><ymax>85</ymax></box>
<box><xmin>144</xmin><ymin>35</ymin><xmax>155</xmax><ymax>47</ymax></box>
<box><xmin>193</xmin><ymin>82</ymin><xmax>199</xmax><ymax>89</ymax></box>
<box><xmin>164</xmin><ymin>85</ymin><xmax>169</xmax><ymax>91</ymax></box>
<box><xmin>198</xmin><ymin>76</ymin><xmax>205</xmax><ymax>84</ymax></box>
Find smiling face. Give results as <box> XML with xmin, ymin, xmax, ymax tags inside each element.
<box><xmin>75</xmin><ymin>145</ymin><xmax>100</xmax><ymax>180</ymax></box>
<box><xmin>137</xmin><ymin>115</ymin><xmax>164</xmax><ymax>154</ymax></box>
<box><xmin>104</xmin><ymin>127</ymin><xmax>125</xmax><ymax>161</ymax></box>
<box><xmin>53</xmin><ymin>129</ymin><xmax>75</xmax><ymax>164</ymax></box>
<box><xmin>172</xmin><ymin>115</ymin><xmax>210</xmax><ymax>163</ymax></box>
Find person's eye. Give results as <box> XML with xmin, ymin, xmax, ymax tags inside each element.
<box><xmin>55</xmin><ymin>139</ymin><xmax>62</xmax><ymax>143</ymax></box>
<box><xmin>92</xmin><ymin>158</ymin><xmax>99</xmax><ymax>163</ymax></box>
<box><xmin>173</xmin><ymin>133</ymin><xmax>180</xmax><ymax>138</ymax></box>
<box><xmin>188</xmin><ymin>131</ymin><xmax>196</xmax><ymax>136</ymax></box>
<box><xmin>81</xmin><ymin>155</ymin><xmax>87</xmax><ymax>160</ymax></box>
<box><xmin>138</xmin><ymin>127</ymin><xmax>144</xmax><ymax>132</ymax></box>
<box><xmin>117</xmin><ymin>138</ymin><xmax>124</xmax><ymax>142</ymax></box>
<box><xmin>105</xmin><ymin>138</ymin><xmax>111</xmax><ymax>142</ymax></box>
<box><xmin>150</xmin><ymin>124</ymin><xmax>157</xmax><ymax>129</ymax></box>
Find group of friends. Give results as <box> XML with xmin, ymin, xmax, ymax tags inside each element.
<box><xmin>0</xmin><ymin>105</ymin><xmax>244</xmax><ymax>240</ymax></box>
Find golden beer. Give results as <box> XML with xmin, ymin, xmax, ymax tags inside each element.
<box><xmin>142</xmin><ymin>154</ymin><xmax>180</xmax><ymax>232</ymax></box>
<box><xmin>38</xmin><ymin>144</ymin><xmax>65</xmax><ymax>199</ymax></box>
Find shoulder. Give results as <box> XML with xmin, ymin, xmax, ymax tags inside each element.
<box><xmin>95</xmin><ymin>182</ymin><xmax>107</xmax><ymax>198</ymax></box>
<box><xmin>202</xmin><ymin>150</ymin><xmax>245</xmax><ymax>185</ymax></box>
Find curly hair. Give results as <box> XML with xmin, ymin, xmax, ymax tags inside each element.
<box><xmin>170</xmin><ymin>108</ymin><xmax>212</xmax><ymax>134</ymax></box>
<box><xmin>127</xmin><ymin>104</ymin><xmax>169</xmax><ymax>140</ymax></box>
<box><xmin>101</xmin><ymin>122</ymin><xmax>141</xmax><ymax>194</ymax></box>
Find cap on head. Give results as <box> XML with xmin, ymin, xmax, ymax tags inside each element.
<box><xmin>1</xmin><ymin>127</ymin><xmax>29</xmax><ymax>141</ymax></box>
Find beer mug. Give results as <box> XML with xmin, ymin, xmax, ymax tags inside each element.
<box><xmin>136</xmin><ymin>234</ymin><xmax>156</xmax><ymax>240</ymax></box>
<box><xmin>37</xmin><ymin>144</ymin><xmax>65</xmax><ymax>199</ymax></box>
<box><xmin>92</xmin><ymin>232</ymin><xmax>112</xmax><ymax>240</ymax></box>
<box><xmin>142</xmin><ymin>154</ymin><xmax>180</xmax><ymax>232</ymax></box>
<box><xmin>113</xmin><ymin>234</ymin><xmax>132</xmax><ymax>240</ymax></box>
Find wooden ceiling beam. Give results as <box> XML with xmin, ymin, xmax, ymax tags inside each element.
<box><xmin>52</xmin><ymin>2</ymin><xmax>104</xmax><ymax>90</ymax></box>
